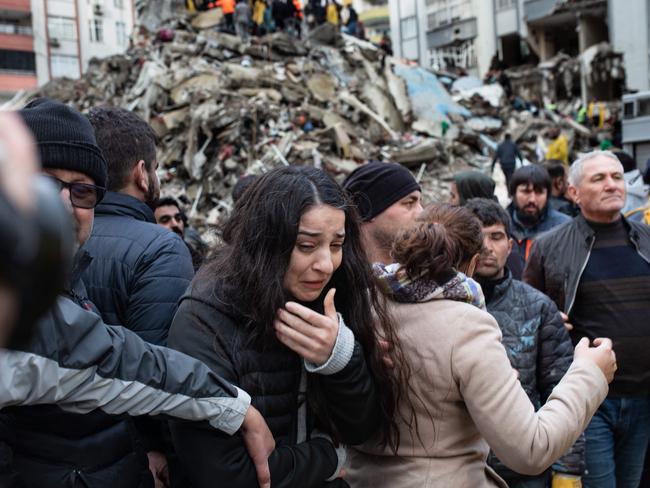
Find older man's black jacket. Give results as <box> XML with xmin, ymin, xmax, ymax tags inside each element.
<box><xmin>523</xmin><ymin>214</ymin><xmax>650</xmax><ymax>314</ymax></box>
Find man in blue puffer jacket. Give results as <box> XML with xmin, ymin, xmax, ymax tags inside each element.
<box><xmin>467</xmin><ymin>198</ymin><xmax>582</xmax><ymax>488</ymax></box>
<box><xmin>82</xmin><ymin>107</ymin><xmax>195</xmax><ymax>484</ymax></box>
<box><xmin>83</xmin><ymin>107</ymin><xmax>193</xmax><ymax>347</ymax></box>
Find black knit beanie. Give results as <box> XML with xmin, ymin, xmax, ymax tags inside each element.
<box><xmin>343</xmin><ymin>161</ymin><xmax>421</xmax><ymax>221</ymax></box>
<box><xmin>19</xmin><ymin>98</ymin><xmax>107</xmax><ymax>189</ymax></box>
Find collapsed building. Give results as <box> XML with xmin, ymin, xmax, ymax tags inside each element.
<box><xmin>4</xmin><ymin>8</ymin><xmax>616</xmax><ymax>233</ymax></box>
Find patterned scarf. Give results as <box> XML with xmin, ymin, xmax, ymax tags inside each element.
<box><xmin>374</xmin><ymin>262</ymin><xmax>486</xmax><ymax>310</ymax></box>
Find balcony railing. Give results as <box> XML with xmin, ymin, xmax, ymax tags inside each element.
<box><xmin>0</xmin><ymin>24</ymin><xmax>33</xmax><ymax>36</ymax></box>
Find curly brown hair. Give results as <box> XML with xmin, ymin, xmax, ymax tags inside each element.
<box><xmin>392</xmin><ymin>203</ymin><xmax>483</xmax><ymax>281</ymax></box>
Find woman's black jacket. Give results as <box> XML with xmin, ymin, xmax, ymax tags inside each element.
<box><xmin>166</xmin><ymin>279</ymin><xmax>382</xmax><ymax>488</ymax></box>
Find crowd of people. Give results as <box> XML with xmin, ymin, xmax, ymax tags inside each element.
<box><xmin>2</xmin><ymin>96</ymin><xmax>650</xmax><ymax>488</ymax></box>
<box><xmin>204</xmin><ymin>0</ymin><xmax>368</xmax><ymax>43</ymax></box>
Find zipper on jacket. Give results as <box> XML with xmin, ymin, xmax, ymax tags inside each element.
<box><xmin>630</xmin><ymin>231</ymin><xmax>650</xmax><ymax>265</ymax></box>
<box><xmin>566</xmin><ymin>235</ymin><xmax>594</xmax><ymax>316</ymax></box>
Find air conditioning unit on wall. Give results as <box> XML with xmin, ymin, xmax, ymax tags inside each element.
<box><xmin>49</xmin><ymin>37</ymin><xmax>60</xmax><ymax>47</ymax></box>
<box><xmin>93</xmin><ymin>4</ymin><xmax>103</xmax><ymax>15</ymax></box>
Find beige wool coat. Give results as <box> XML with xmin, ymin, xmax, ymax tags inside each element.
<box><xmin>346</xmin><ymin>298</ymin><xmax>608</xmax><ymax>488</ymax></box>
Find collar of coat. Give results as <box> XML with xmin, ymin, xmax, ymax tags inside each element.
<box><xmin>94</xmin><ymin>191</ymin><xmax>156</xmax><ymax>224</ymax></box>
<box><xmin>373</xmin><ymin>262</ymin><xmax>486</xmax><ymax>310</ymax></box>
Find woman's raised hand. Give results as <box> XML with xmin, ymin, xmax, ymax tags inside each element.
<box><xmin>574</xmin><ymin>337</ymin><xmax>617</xmax><ymax>383</ymax></box>
<box><xmin>274</xmin><ymin>288</ymin><xmax>339</xmax><ymax>365</ymax></box>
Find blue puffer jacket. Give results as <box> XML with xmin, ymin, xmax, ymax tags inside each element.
<box><xmin>82</xmin><ymin>192</ymin><xmax>194</xmax><ymax>346</ymax></box>
<box><xmin>483</xmin><ymin>269</ymin><xmax>584</xmax><ymax>476</ymax></box>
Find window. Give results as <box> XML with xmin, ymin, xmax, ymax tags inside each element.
<box><xmin>89</xmin><ymin>18</ymin><xmax>103</xmax><ymax>42</ymax></box>
<box><xmin>0</xmin><ymin>22</ymin><xmax>32</xmax><ymax>35</ymax></box>
<box><xmin>497</xmin><ymin>0</ymin><xmax>515</xmax><ymax>10</ymax></box>
<box><xmin>51</xmin><ymin>54</ymin><xmax>79</xmax><ymax>78</ymax></box>
<box><xmin>638</xmin><ymin>98</ymin><xmax>650</xmax><ymax>117</ymax></box>
<box><xmin>400</xmin><ymin>16</ymin><xmax>417</xmax><ymax>40</ymax></box>
<box><xmin>113</xmin><ymin>0</ymin><xmax>123</xmax><ymax>8</ymax></box>
<box><xmin>427</xmin><ymin>0</ymin><xmax>472</xmax><ymax>29</ymax></box>
<box><xmin>0</xmin><ymin>49</ymin><xmax>35</xmax><ymax>72</ymax></box>
<box><xmin>623</xmin><ymin>101</ymin><xmax>635</xmax><ymax>119</ymax></box>
<box><xmin>428</xmin><ymin>39</ymin><xmax>476</xmax><ymax>70</ymax></box>
<box><xmin>115</xmin><ymin>21</ymin><xmax>128</xmax><ymax>46</ymax></box>
<box><xmin>48</xmin><ymin>16</ymin><xmax>76</xmax><ymax>41</ymax></box>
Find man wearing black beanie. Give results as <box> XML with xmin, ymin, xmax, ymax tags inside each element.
<box><xmin>343</xmin><ymin>161</ymin><xmax>423</xmax><ymax>264</ymax></box>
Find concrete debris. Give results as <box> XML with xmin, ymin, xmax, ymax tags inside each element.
<box><xmin>11</xmin><ymin>14</ymin><xmax>625</xmax><ymax>233</ymax></box>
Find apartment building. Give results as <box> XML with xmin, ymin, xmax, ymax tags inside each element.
<box><xmin>389</xmin><ymin>0</ymin><xmax>650</xmax><ymax>93</ymax></box>
<box><xmin>0</xmin><ymin>0</ymin><xmax>134</xmax><ymax>101</ymax></box>
<box><xmin>0</xmin><ymin>0</ymin><xmax>37</xmax><ymax>98</ymax></box>
<box><xmin>351</xmin><ymin>0</ymin><xmax>390</xmax><ymax>43</ymax></box>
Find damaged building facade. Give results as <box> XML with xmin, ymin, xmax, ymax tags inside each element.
<box><xmin>0</xmin><ymin>0</ymin><xmax>135</xmax><ymax>101</ymax></box>
<box><xmin>389</xmin><ymin>0</ymin><xmax>649</xmax><ymax>101</ymax></box>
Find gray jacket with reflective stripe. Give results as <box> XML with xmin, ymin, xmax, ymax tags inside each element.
<box><xmin>0</xmin><ymin>294</ymin><xmax>250</xmax><ymax>488</ymax></box>
<box><xmin>0</xmin><ymin>295</ymin><xmax>250</xmax><ymax>432</ymax></box>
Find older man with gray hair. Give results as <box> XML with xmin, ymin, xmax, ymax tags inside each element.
<box><xmin>524</xmin><ymin>150</ymin><xmax>650</xmax><ymax>487</ymax></box>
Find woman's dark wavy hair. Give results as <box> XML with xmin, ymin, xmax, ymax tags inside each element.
<box><xmin>200</xmin><ymin>165</ymin><xmax>408</xmax><ymax>450</ymax></box>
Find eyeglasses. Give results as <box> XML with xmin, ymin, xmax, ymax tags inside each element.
<box><xmin>44</xmin><ymin>175</ymin><xmax>105</xmax><ymax>209</ymax></box>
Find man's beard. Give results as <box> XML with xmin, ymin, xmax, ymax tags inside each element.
<box><xmin>516</xmin><ymin>205</ymin><xmax>544</xmax><ymax>226</ymax></box>
<box><xmin>371</xmin><ymin>226</ymin><xmax>397</xmax><ymax>256</ymax></box>
<box><xmin>144</xmin><ymin>181</ymin><xmax>159</xmax><ymax>210</ymax></box>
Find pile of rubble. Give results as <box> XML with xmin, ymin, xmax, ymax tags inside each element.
<box><xmin>8</xmin><ymin>11</ymin><xmax>610</xmax><ymax>229</ymax></box>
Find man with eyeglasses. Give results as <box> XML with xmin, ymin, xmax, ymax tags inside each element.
<box><xmin>0</xmin><ymin>98</ymin><xmax>274</xmax><ymax>488</ymax></box>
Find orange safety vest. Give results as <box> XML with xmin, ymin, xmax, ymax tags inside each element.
<box><xmin>293</xmin><ymin>0</ymin><xmax>303</xmax><ymax>18</ymax></box>
<box><xmin>216</xmin><ymin>0</ymin><xmax>235</xmax><ymax>14</ymax></box>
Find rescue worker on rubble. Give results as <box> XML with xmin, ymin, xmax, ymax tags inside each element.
<box><xmin>217</xmin><ymin>0</ymin><xmax>236</xmax><ymax>32</ymax></box>
<box><xmin>234</xmin><ymin>0</ymin><xmax>252</xmax><ymax>42</ymax></box>
<box><xmin>325</xmin><ymin>0</ymin><xmax>340</xmax><ymax>26</ymax></box>
<box><xmin>491</xmin><ymin>133</ymin><xmax>522</xmax><ymax>186</ymax></box>
<box><xmin>271</xmin><ymin>0</ymin><xmax>296</xmax><ymax>32</ymax></box>
<box><xmin>167</xmin><ymin>166</ymin><xmax>409</xmax><ymax>487</ymax></box>
<box><xmin>546</xmin><ymin>127</ymin><xmax>569</xmax><ymax>165</ymax></box>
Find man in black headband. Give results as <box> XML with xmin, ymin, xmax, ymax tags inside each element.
<box><xmin>343</xmin><ymin>161</ymin><xmax>422</xmax><ymax>264</ymax></box>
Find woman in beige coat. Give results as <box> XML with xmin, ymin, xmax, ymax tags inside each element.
<box><xmin>346</xmin><ymin>204</ymin><xmax>616</xmax><ymax>488</ymax></box>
